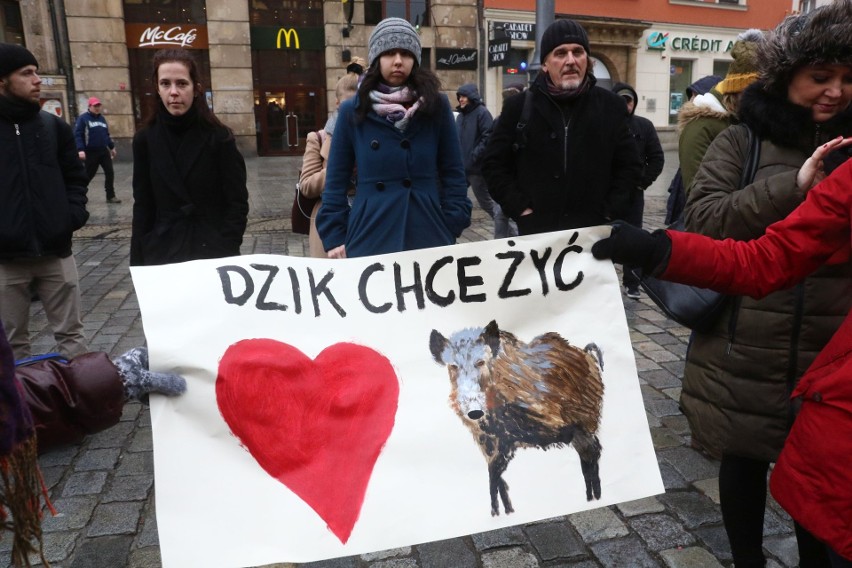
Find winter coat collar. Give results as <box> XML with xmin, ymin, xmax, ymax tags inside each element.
<box><xmin>738</xmin><ymin>81</ymin><xmax>852</xmax><ymax>151</ymax></box>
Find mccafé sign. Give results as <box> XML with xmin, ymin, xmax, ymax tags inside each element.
<box><xmin>125</xmin><ymin>23</ymin><xmax>209</xmax><ymax>49</ymax></box>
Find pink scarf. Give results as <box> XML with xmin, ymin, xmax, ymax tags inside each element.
<box><xmin>370</xmin><ymin>86</ymin><xmax>422</xmax><ymax>131</ymax></box>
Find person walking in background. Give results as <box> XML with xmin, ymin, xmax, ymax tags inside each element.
<box><xmin>130</xmin><ymin>49</ymin><xmax>248</xmax><ymax>266</ymax></box>
<box><xmin>679</xmin><ymin>29</ymin><xmax>763</xmax><ymax>193</ymax></box>
<box><xmin>455</xmin><ymin>83</ymin><xmax>514</xmax><ymax>239</ymax></box>
<box><xmin>0</xmin><ymin>43</ymin><xmax>89</xmax><ymax>360</ymax></box>
<box><xmin>74</xmin><ymin>96</ymin><xmax>120</xmax><ymax>204</ymax></box>
<box><xmin>316</xmin><ymin>17</ymin><xmax>471</xmax><ymax>258</ymax></box>
<box><xmin>664</xmin><ymin>74</ymin><xmax>721</xmax><ymax>224</ymax></box>
<box><xmin>679</xmin><ymin>3</ymin><xmax>852</xmax><ymax>566</ymax></box>
<box><xmin>298</xmin><ymin>57</ymin><xmax>364</xmax><ymax>258</ymax></box>
<box><xmin>610</xmin><ymin>82</ymin><xmax>664</xmax><ymax>299</ymax></box>
<box><xmin>482</xmin><ymin>18</ymin><xmax>641</xmax><ymax>236</ymax></box>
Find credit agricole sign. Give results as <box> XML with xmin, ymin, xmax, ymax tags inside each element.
<box><xmin>125</xmin><ymin>23</ymin><xmax>209</xmax><ymax>49</ymax></box>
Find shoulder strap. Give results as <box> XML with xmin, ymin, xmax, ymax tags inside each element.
<box><xmin>513</xmin><ymin>89</ymin><xmax>534</xmax><ymax>151</ymax></box>
<box><xmin>739</xmin><ymin>125</ymin><xmax>761</xmax><ymax>189</ymax></box>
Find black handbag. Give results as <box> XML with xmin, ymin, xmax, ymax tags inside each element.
<box><xmin>638</xmin><ymin>125</ymin><xmax>760</xmax><ymax>332</ymax></box>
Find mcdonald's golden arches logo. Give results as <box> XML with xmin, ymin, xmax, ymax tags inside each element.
<box><xmin>276</xmin><ymin>27</ymin><xmax>300</xmax><ymax>49</ymax></box>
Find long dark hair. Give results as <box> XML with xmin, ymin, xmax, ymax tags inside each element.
<box><xmin>354</xmin><ymin>59</ymin><xmax>442</xmax><ymax>122</ymax></box>
<box><xmin>145</xmin><ymin>49</ymin><xmax>231</xmax><ymax>133</ymax></box>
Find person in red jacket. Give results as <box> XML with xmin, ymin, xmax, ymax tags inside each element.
<box><xmin>592</xmin><ymin>136</ymin><xmax>852</xmax><ymax>566</ymax></box>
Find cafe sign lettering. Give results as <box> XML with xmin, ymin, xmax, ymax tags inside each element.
<box><xmin>125</xmin><ymin>23</ymin><xmax>209</xmax><ymax>49</ymax></box>
<box><xmin>435</xmin><ymin>48</ymin><xmax>477</xmax><ymax>71</ymax></box>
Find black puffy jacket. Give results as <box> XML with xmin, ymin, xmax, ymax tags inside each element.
<box><xmin>0</xmin><ymin>107</ymin><xmax>89</xmax><ymax>259</ymax></box>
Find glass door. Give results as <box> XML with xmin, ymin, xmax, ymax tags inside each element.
<box><xmin>254</xmin><ymin>86</ymin><xmax>323</xmax><ymax>156</ymax></box>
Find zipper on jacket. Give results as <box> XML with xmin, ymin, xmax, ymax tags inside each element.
<box><xmin>14</xmin><ymin>122</ymin><xmax>42</xmax><ymax>256</ymax></box>
<box><xmin>725</xmin><ymin>297</ymin><xmax>742</xmax><ymax>355</ymax></box>
<box><xmin>785</xmin><ymin>283</ymin><xmax>805</xmax><ymax>426</ymax></box>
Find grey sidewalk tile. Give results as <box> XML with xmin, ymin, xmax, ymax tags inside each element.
<box><xmin>481</xmin><ymin>547</ymin><xmax>541</xmax><ymax>568</ymax></box>
<box><xmin>658</xmin><ymin>492</ymin><xmax>723</xmax><ymax>529</ymax></box>
<box><xmin>472</xmin><ymin>526</ymin><xmax>528</xmax><ymax>550</ymax></box>
<box><xmin>764</xmin><ymin>534</ymin><xmax>799</xmax><ymax>567</ymax></box>
<box><xmin>103</xmin><ymin>474</ymin><xmax>154</xmax><ymax>502</ymax></box>
<box><xmin>418</xmin><ymin>537</ymin><xmax>477</xmax><ymax>568</ymax></box>
<box><xmin>361</xmin><ymin>547</ymin><xmax>411</xmax><ymax>561</ymax></box>
<box><xmin>74</xmin><ymin>448</ymin><xmax>121</xmax><ymax>472</ymax></box>
<box><xmin>526</xmin><ymin>519</ymin><xmax>586</xmax><ymax>560</ymax></box>
<box><xmin>42</xmin><ymin>496</ymin><xmax>99</xmax><ymax>531</ymax></box>
<box><xmin>693</xmin><ymin>526</ymin><xmax>733</xmax><ymax>562</ymax></box>
<box><xmin>62</xmin><ymin>470</ymin><xmax>108</xmax><ymax>496</ymax></box>
<box><xmin>568</xmin><ymin>508</ymin><xmax>629</xmax><ymax>543</ymax></box>
<box><xmin>657</xmin><ymin>447</ymin><xmax>719</xmax><ymax>483</ymax></box>
<box><xmin>114</xmin><ymin>451</ymin><xmax>154</xmax><ymax>477</ymax></box>
<box><xmin>589</xmin><ymin>536</ymin><xmax>662</xmax><ymax>567</ymax></box>
<box><xmin>86</xmin><ymin>421</ymin><xmax>135</xmax><ymax>449</ymax></box>
<box><xmin>69</xmin><ymin>535</ymin><xmax>134</xmax><ymax>568</ymax></box>
<box><xmin>630</xmin><ymin>513</ymin><xmax>696</xmax><ymax>551</ymax></box>
<box><xmin>660</xmin><ymin>546</ymin><xmax>724</xmax><ymax>568</ymax></box>
<box><xmin>87</xmin><ymin>502</ymin><xmax>144</xmax><ymax>537</ymax></box>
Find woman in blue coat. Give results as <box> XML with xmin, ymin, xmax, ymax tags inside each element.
<box><xmin>317</xmin><ymin>17</ymin><xmax>471</xmax><ymax>258</ymax></box>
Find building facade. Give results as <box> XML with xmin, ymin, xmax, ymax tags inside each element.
<box><xmin>7</xmin><ymin>0</ymin><xmax>806</xmax><ymax>155</ymax></box>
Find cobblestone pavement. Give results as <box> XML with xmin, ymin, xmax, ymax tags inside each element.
<box><xmin>4</xmin><ymin>154</ymin><xmax>802</xmax><ymax>568</ymax></box>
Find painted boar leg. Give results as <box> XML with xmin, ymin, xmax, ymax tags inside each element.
<box><xmin>573</xmin><ymin>431</ymin><xmax>603</xmax><ymax>501</ymax></box>
<box><xmin>488</xmin><ymin>452</ymin><xmax>514</xmax><ymax>516</ymax></box>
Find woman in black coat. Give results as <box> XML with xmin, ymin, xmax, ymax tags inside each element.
<box><xmin>130</xmin><ymin>49</ymin><xmax>249</xmax><ymax>266</ymax></box>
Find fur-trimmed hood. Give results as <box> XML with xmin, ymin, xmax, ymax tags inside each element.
<box><xmin>758</xmin><ymin>0</ymin><xmax>852</xmax><ymax>96</ymax></box>
<box><xmin>738</xmin><ymin>80</ymin><xmax>852</xmax><ymax>153</ymax></box>
<box><xmin>677</xmin><ymin>91</ymin><xmax>730</xmax><ymax>133</ymax></box>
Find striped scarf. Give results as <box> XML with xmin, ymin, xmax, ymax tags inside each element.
<box><xmin>369</xmin><ymin>85</ymin><xmax>422</xmax><ymax>131</ymax></box>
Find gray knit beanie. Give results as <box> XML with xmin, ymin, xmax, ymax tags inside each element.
<box><xmin>368</xmin><ymin>17</ymin><xmax>422</xmax><ymax>67</ymax></box>
<box><xmin>758</xmin><ymin>0</ymin><xmax>852</xmax><ymax>95</ymax></box>
<box><xmin>0</xmin><ymin>43</ymin><xmax>38</xmax><ymax>79</ymax></box>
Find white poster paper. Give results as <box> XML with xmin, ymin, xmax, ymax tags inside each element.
<box><xmin>131</xmin><ymin>227</ymin><xmax>664</xmax><ymax>567</ymax></box>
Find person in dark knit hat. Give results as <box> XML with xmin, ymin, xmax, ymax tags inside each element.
<box><xmin>679</xmin><ymin>1</ymin><xmax>852</xmax><ymax>565</ymax></box>
<box><xmin>316</xmin><ymin>17</ymin><xmax>471</xmax><ymax>258</ymax></box>
<box><xmin>0</xmin><ymin>44</ymin><xmax>90</xmax><ymax>361</ymax></box>
<box><xmin>482</xmin><ymin>18</ymin><xmax>641</xmax><ymax>236</ymax></box>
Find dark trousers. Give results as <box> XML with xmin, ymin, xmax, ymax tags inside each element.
<box><xmin>719</xmin><ymin>453</ymin><xmax>831</xmax><ymax>568</ymax></box>
<box><xmin>621</xmin><ymin>189</ymin><xmax>644</xmax><ymax>289</ymax></box>
<box><xmin>84</xmin><ymin>147</ymin><xmax>115</xmax><ymax>199</ymax></box>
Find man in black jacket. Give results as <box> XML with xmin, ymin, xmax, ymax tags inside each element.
<box><xmin>611</xmin><ymin>82</ymin><xmax>665</xmax><ymax>299</ymax></box>
<box><xmin>0</xmin><ymin>44</ymin><xmax>89</xmax><ymax>360</ymax></box>
<box><xmin>482</xmin><ymin>19</ymin><xmax>641</xmax><ymax>236</ymax></box>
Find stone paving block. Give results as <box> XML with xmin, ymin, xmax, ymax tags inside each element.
<box><xmin>659</xmin><ymin>491</ymin><xmax>723</xmax><ymax>530</ymax></box>
<box><xmin>38</xmin><ymin>445</ymin><xmax>79</xmax><ymax>467</ymax></box>
<box><xmin>651</xmin><ymin>427</ymin><xmax>683</xmax><ymax>449</ymax></box>
<box><xmin>661</xmin><ymin>415</ymin><xmax>691</xmax><ymax>436</ymax></box>
<box><xmin>40</xmin><ymin>465</ymin><xmax>67</xmax><ymax>491</ymax></box>
<box><xmin>42</xmin><ymin>496</ymin><xmax>99</xmax><ymax>531</ymax></box>
<box><xmin>657</xmin><ymin>447</ymin><xmax>719</xmax><ymax>483</ymax></box>
<box><xmin>763</xmin><ymin>505</ymin><xmax>795</xmax><ymax>536</ymax></box>
<box><xmin>646</xmin><ymin>398</ymin><xmax>682</xmax><ymax>418</ymax></box>
<box><xmin>589</xmin><ymin>535</ymin><xmax>662</xmax><ymax>567</ymax></box>
<box><xmin>129</xmin><ymin>428</ymin><xmax>154</xmax><ymax>452</ymax></box>
<box><xmin>568</xmin><ymin>507</ymin><xmax>629</xmax><ymax>543</ymax></box>
<box><xmin>137</xmin><ymin>501</ymin><xmax>159</xmax><ymax>548</ymax></box>
<box><xmin>640</xmin><ymin>369</ymin><xmax>682</xmax><ymax>389</ymax></box>
<box><xmin>418</xmin><ymin>537</ymin><xmax>476</xmax><ymax>568</ymax></box>
<box><xmin>74</xmin><ymin>447</ymin><xmax>121</xmax><ymax>471</ymax></box>
<box><xmin>481</xmin><ymin>547</ymin><xmax>540</xmax><ymax>568</ymax></box>
<box><xmin>616</xmin><ymin>496</ymin><xmax>665</xmax><ymax>517</ymax></box>
<box><xmin>300</xmin><ymin>556</ymin><xmax>357</xmax><ymax>568</ymax></box>
<box><xmin>25</xmin><ymin>530</ymin><xmax>78</xmax><ymax>565</ymax></box>
<box><xmin>636</xmin><ymin>358</ymin><xmax>663</xmax><ymax>372</ymax></box>
<box><xmin>525</xmin><ymin>519</ymin><xmax>586</xmax><ymax>560</ymax></box>
<box><xmin>87</xmin><ymin>501</ymin><xmax>144</xmax><ymax>537</ymax></box>
<box><xmin>120</xmin><ymin>402</ymin><xmax>142</xmax><ymax>422</ymax></box>
<box><xmin>662</xmin><ymin>388</ymin><xmax>681</xmax><ymax>401</ymax></box>
<box><xmin>104</xmin><ymin>474</ymin><xmax>154</xmax><ymax>502</ymax></box>
<box><xmin>70</xmin><ymin>535</ymin><xmax>134</xmax><ymax>568</ymax></box>
<box><xmin>361</xmin><ymin>547</ymin><xmax>411</xmax><ymax>561</ymax></box>
<box><xmin>661</xmin><ymin>360</ymin><xmax>686</xmax><ymax>376</ymax></box>
<box><xmin>471</xmin><ymin>526</ymin><xmax>528</xmax><ymax>550</ymax></box>
<box><xmin>646</xmin><ymin>411</ymin><xmax>663</xmax><ymax>428</ymax></box>
<box><xmin>635</xmin><ymin>324</ymin><xmax>666</xmax><ymax>335</ymax></box>
<box><xmin>660</xmin><ymin>546</ymin><xmax>724</xmax><ymax>568</ymax></box>
<box><xmin>371</xmin><ymin>558</ymin><xmax>418</xmax><ymax>568</ymax></box>
<box><xmin>62</xmin><ymin>470</ymin><xmax>109</xmax><ymax>496</ymax></box>
<box><xmin>645</xmin><ymin>349</ymin><xmax>682</xmax><ymax>363</ymax></box>
<box><xmin>86</xmin><ymin>420</ymin><xmax>135</xmax><ymax>449</ymax></box>
<box><xmin>693</xmin><ymin>525</ymin><xmax>733</xmax><ymax>562</ymax></box>
<box><xmin>128</xmin><ymin>545</ymin><xmax>162</xmax><ymax>568</ymax></box>
<box><xmin>658</xmin><ymin>461</ymin><xmax>689</xmax><ymax>490</ymax></box>
<box><xmin>764</xmin><ymin>534</ymin><xmax>799</xmax><ymax>566</ymax></box>
<box><xmin>630</xmin><ymin>513</ymin><xmax>696</xmax><ymax>551</ymax></box>
<box><xmin>691</xmin><ymin>478</ymin><xmax>720</xmax><ymax>504</ymax></box>
<box><xmin>115</xmin><ymin>451</ymin><xmax>154</xmax><ymax>477</ymax></box>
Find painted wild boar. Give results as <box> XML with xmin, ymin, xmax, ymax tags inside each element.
<box><xmin>430</xmin><ymin>320</ymin><xmax>604</xmax><ymax>516</ymax></box>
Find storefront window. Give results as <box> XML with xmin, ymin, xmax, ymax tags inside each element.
<box><xmin>713</xmin><ymin>60</ymin><xmax>731</xmax><ymax>79</ymax></box>
<box><xmin>249</xmin><ymin>0</ymin><xmax>322</xmax><ymax>27</ymax></box>
<box><xmin>590</xmin><ymin>56</ymin><xmax>612</xmax><ymax>91</ymax></box>
<box><xmin>365</xmin><ymin>0</ymin><xmax>430</xmax><ymax>27</ymax></box>
<box><xmin>0</xmin><ymin>0</ymin><xmax>24</xmax><ymax>44</ymax></box>
<box><xmin>124</xmin><ymin>0</ymin><xmax>206</xmax><ymax>24</ymax></box>
<box><xmin>669</xmin><ymin>59</ymin><xmax>693</xmax><ymax>125</ymax></box>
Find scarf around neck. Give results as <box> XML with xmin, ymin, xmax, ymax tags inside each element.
<box><xmin>544</xmin><ymin>74</ymin><xmax>593</xmax><ymax>103</ymax></box>
<box><xmin>370</xmin><ymin>84</ymin><xmax>422</xmax><ymax>131</ymax></box>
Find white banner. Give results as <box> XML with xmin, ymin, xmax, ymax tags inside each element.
<box><xmin>131</xmin><ymin>227</ymin><xmax>663</xmax><ymax>567</ymax></box>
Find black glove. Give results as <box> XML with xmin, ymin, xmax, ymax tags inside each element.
<box><xmin>592</xmin><ymin>222</ymin><xmax>672</xmax><ymax>275</ymax></box>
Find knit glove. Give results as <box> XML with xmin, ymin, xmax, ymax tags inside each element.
<box><xmin>112</xmin><ymin>347</ymin><xmax>186</xmax><ymax>401</ymax></box>
<box><xmin>591</xmin><ymin>222</ymin><xmax>672</xmax><ymax>276</ymax></box>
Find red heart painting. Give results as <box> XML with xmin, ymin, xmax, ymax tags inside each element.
<box><xmin>216</xmin><ymin>338</ymin><xmax>399</xmax><ymax>543</ymax></box>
